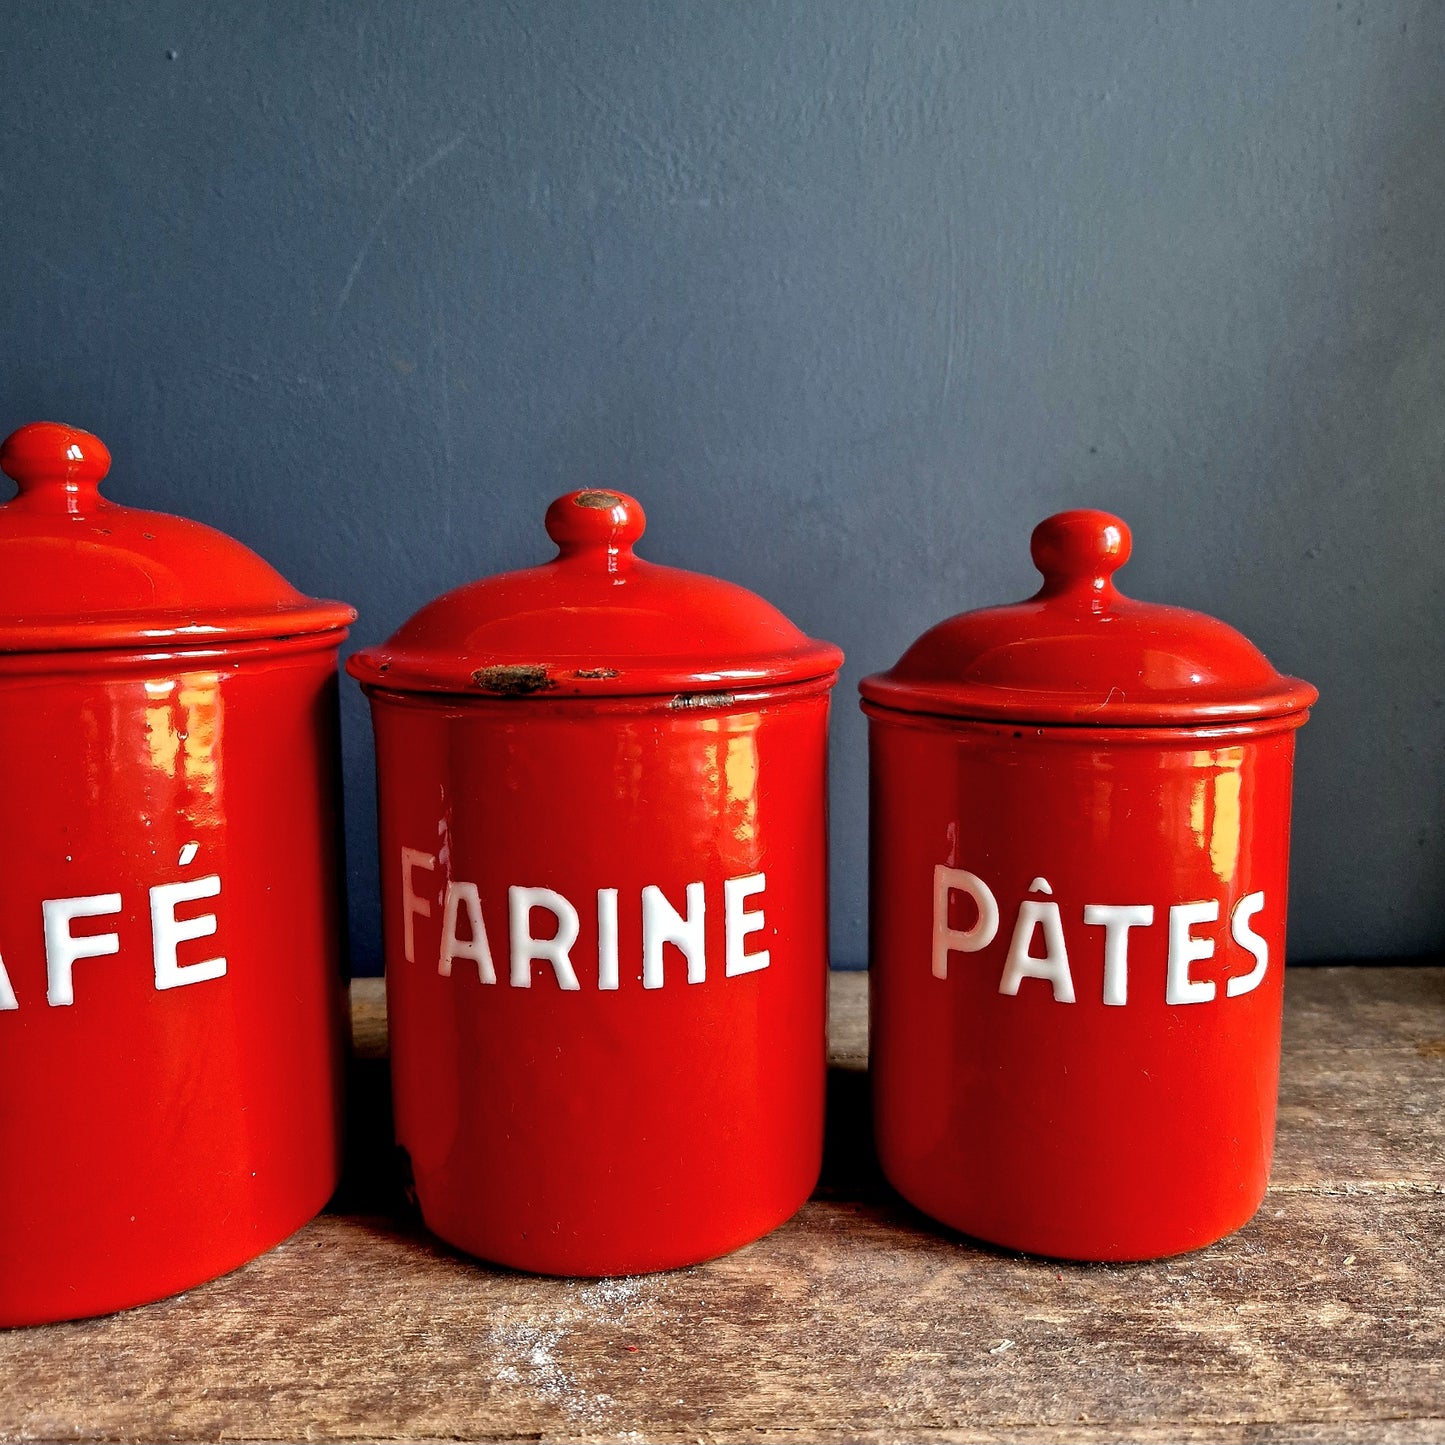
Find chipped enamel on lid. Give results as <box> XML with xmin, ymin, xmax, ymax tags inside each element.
<box><xmin>0</xmin><ymin>422</ymin><xmax>354</xmax><ymax>652</ymax></box>
<box><xmin>859</xmin><ymin>509</ymin><xmax>1317</xmax><ymax>727</ymax></box>
<box><xmin>347</xmin><ymin>489</ymin><xmax>843</xmax><ymax>699</ymax></box>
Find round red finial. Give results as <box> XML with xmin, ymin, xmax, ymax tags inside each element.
<box><xmin>1030</xmin><ymin>509</ymin><xmax>1132</xmax><ymax>601</ymax></box>
<box><xmin>1</xmin><ymin>422</ymin><xmax>111</xmax><ymax>515</ymax></box>
<box><xmin>544</xmin><ymin>489</ymin><xmax>646</xmax><ymax>559</ymax></box>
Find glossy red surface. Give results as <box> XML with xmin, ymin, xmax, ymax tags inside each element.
<box><xmin>348</xmin><ymin>490</ymin><xmax>843</xmax><ymax>697</ymax></box>
<box><xmin>865</xmin><ymin>713</ymin><xmax>1304</xmax><ymax>1259</ymax></box>
<box><xmin>860</xmin><ymin>510</ymin><xmax>1317</xmax><ymax>725</ymax></box>
<box><xmin>351</xmin><ymin>490</ymin><xmax>841</xmax><ymax>1275</ymax></box>
<box><xmin>371</xmin><ymin>688</ymin><xmax>832</xmax><ymax>1274</ymax></box>
<box><xmin>861</xmin><ymin>509</ymin><xmax>1315</xmax><ymax>1261</ymax></box>
<box><xmin>0</xmin><ymin>424</ymin><xmax>354</xmax><ymax>1326</ymax></box>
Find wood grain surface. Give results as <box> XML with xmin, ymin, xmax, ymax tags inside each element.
<box><xmin>2</xmin><ymin>967</ymin><xmax>1441</xmax><ymax>1444</ymax></box>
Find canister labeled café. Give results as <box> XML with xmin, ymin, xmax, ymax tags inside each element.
<box><xmin>860</xmin><ymin>510</ymin><xmax>1316</xmax><ymax>1261</ymax></box>
<box><xmin>349</xmin><ymin>490</ymin><xmax>842</xmax><ymax>1276</ymax></box>
<box><xmin>0</xmin><ymin>423</ymin><xmax>354</xmax><ymax>1326</ymax></box>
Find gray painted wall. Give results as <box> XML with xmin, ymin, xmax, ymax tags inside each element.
<box><xmin>2</xmin><ymin>1</ymin><xmax>1440</xmax><ymax>970</ymax></box>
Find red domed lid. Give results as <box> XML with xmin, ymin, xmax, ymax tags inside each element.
<box><xmin>0</xmin><ymin>421</ymin><xmax>354</xmax><ymax>652</ymax></box>
<box><xmin>347</xmin><ymin>488</ymin><xmax>843</xmax><ymax>698</ymax></box>
<box><xmin>860</xmin><ymin>509</ymin><xmax>1316</xmax><ymax>726</ymax></box>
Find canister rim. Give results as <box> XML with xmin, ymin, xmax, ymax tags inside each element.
<box><xmin>350</xmin><ymin>655</ymin><xmax>843</xmax><ymax>703</ymax></box>
<box><xmin>0</xmin><ymin>601</ymin><xmax>357</xmax><ymax>656</ymax></box>
<box><xmin>857</xmin><ymin>672</ymin><xmax>1319</xmax><ymax>728</ymax></box>
<box><xmin>859</xmin><ymin>693</ymin><xmax>1314</xmax><ymax>738</ymax></box>
<box><xmin>0</xmin><ymin>626</ymin><xmax>354</xmax><ymax>675</ymax></box>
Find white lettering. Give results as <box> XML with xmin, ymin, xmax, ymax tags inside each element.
<box><xmin>509</xmin><ymin>887</ymin><xmax>581</xmax><ymax>990</ymax></box>
<box><xmin>401</xmin><ymin>848</ymin><xmax>436</xmax><ymax>965</ymax></box>
<box><xmin>1167</xmin><ymin>900</ymin><xmax>1219</xmax><ymax>1004</ymax></box>
<box><xmin>1000</xmin><ymin>893</ymin><xmax>1075</xmax><ymax>1002</ymax></box>
<box><xmin>44</xmin><ymin>893</ymin><xmax>122</xmax><ymax>1007</ymax></box>
<box><xmin>381</xmin><ymin>858</ymin><xmax>786</xmax><ymax>993</ymax></box>
<box><xmin>151</xmin><ymin>874</ymin><xmax>225</xmax><ymax>990</ymax></box>
<box><xmin>597</xmin><ymin>888</ymin><xmax>620</xmax><ymax>989</ymax></box>
<box><xmin>932</xmin><ymin>866</ymin><xmax>999</xmax><ymax>979</ymax></box>
<box><xmin>924</xmin><ymin>862</ymin><xmax>1276</xmax><ymax>1010</ymax></box>
<box><xmin>440</xmin><ymin>881</ymin><xmax>495</xmax><ymax>984</ymax></box>
<box><xmin>642</xmin><ymin>882</ymin><xmax>706</xmax><ymax>988</ymax></box>
<box><xmin>1083</xmin><ymin>903</ymin><xmax>1155</xmax><ymax>1006</ymax></box>
<box><xmin>1226</xmin><ymin>891</ymin><xmax>1269</xmax><ymax>997</ymax></box>
<box><xmin>0</xmin><ymin>952</ymin><xmax>15</xmax><ymax>1011</ymax></box>
<box><xmin>724</xmin><ymin>872</ymin><xmax>769</xmax><ymax>977</ymax></box>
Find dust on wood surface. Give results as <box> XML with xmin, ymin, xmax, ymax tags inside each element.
<box><xmin>1</xmin><ymin>967</ymin><xmax>1440</xmax><ymax>1445</ymax></box>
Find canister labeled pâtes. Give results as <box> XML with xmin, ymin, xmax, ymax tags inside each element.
<box><xmin>860</xmin><ymin>509</ymin><xmax>1316</xmax><ymax>1260</ymax></box>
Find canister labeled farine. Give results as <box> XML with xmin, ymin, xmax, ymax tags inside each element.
<box><xmin>860</xmin><ymin>510</ymin><xmax>1316</xmax><ymax>1261</ymax></box>
<box><xmin>0</xmin><ymin>423</ymin><xmax>355</xmax><ymax>1325</ymax></box>
<box><xmin>349</xmin><ymin>490</ymin><xmax>843</xmax><ymax>1276</ymax></box>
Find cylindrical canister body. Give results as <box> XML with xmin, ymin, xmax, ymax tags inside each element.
<box><xmin>370</xmin><ymin>682</ymin><xmax>832</xmax><ymax>1276</ymax></box>
<box><xmin>866</xmin><ymin>710</ymin><xmax>1304</xmax><ymax>1261</ymax></box>
<box><xmin>0</xmin><ymin>639</ymin><xmax>349</xmax><ymax>1326</ymax></box>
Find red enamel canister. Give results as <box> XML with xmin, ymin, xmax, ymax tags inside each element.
<box><xmin>348</xmin><ymin>489</ymin><xmax>842</xmax><ymax>1276</ymax></box>
<box><xmin>0</xmin><ymin>422</ymin><xmax>354</xmax><ymax>1326</ymax></box>
<box><xmin>860</xmin><ymin>510</ymin><xmax>1317</xmax><ymax>1261</ymax></box>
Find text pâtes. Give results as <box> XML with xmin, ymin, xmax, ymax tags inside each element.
<box><xmin>932</xmin><ymin>865</ymin><xmax>1270</xmax><ymax>1005</ymax></box>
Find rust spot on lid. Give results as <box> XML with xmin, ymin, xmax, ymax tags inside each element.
<box><xmin>668</xmin><ymin>691</ymin><xmax>737</xmax><ymax>711</ymax></box>
<box><xmin>472</xmin><ymin>664</ymin><xmax>556</xmax><ymax>696</ymax></box>
<box><xmin>574</xmin><ymin>489</ymin><xmax>624</xmax><ymax>509</ymax></box>
<box><xmin>574</xmin><ymin>667</ymin><xmax>620</xmax><ymax>680</ymax></box>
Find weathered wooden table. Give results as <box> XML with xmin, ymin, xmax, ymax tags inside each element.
<box><xmin>2</xmin><ymin>967</ymin><xmax>1441</xmax><ymax>1444</ymax></box>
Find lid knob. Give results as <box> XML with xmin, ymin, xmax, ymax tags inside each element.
<box><xmin>1030</xmin><ymin>509</ymin><xmax>1131</xmax><ymax>604</ymax></box>
<box><xmin>1</xmin><ymin>421</ymin><xmax>111</xmax><ymax>516</ymax></box>
<box><xmin>544</xmin><ymin>489</ymin><xmax>646</xmax><ymax>565</ymax></box>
